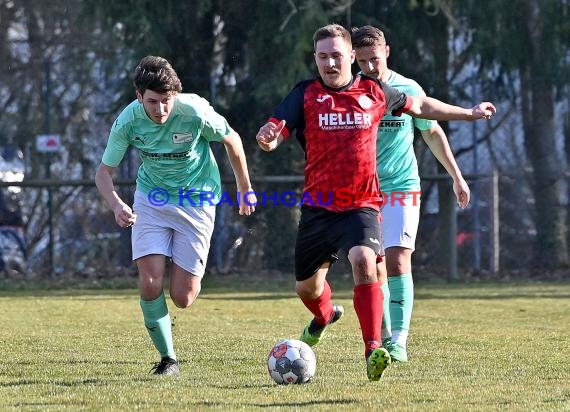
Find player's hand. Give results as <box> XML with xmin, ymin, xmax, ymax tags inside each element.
<box><xmin>256</xmin><ymin>120</ymin><xmax>286</xmax><ymax>151</ymax></box>
<box><xmin>239</xmin><ymin>190</ymin><xmax>257</xmax><ymax>216</ymax></box>
<box><xmin>471</xmin><ymin>102</ymin><xmax>496</xmax><ymax>120</ymax></box>
<box><xmin>114</xmin><ymin>201</ymin><xmax>137</xmax><ymax>228</ymax></box>
<box><xmin>453</xmin><ymin>178</ymin><xmax>471</xmax><ymax>209</ymax></box>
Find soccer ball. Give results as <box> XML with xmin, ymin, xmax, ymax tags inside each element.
<box><xmin>267</xmin><ymin>339</ymin><xmax>316</xmax><ymax>384</ymax></box>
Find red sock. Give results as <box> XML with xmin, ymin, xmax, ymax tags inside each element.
<box><xmin>353</xmin><ymin>282</ymin><xmax>383</xmax><ymax>356</ymax></box>
<box><xmin>300</xmin><ymin>281</ymin><xmax>334</xmax><ymax>326</ymax></box>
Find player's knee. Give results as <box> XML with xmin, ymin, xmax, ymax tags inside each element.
<box><xmin>171</xmin><ymin>294</ymin><xmax>194</xmax><ymax>309</ymax></box>
<box><xmin>170</xmin><ymin>286</ymin><xmax>200</xmax><ymax>309</ymax></box>
<box><xmin>350</xmin><ymin>255</ymin><xmax>377</xmax><ymax>284</ymax></box>
<box><xmin>139</xmin><ymin>275</ymin><xmax>164</xmax><ymax>298</ymax></box>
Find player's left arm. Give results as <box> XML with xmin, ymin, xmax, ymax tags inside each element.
<box><xmin>420</xmin><ymin>124</ymin><xmax>470</xmax><ymax>209</ymax></box>
<box><xmin>380</xmin><ymin>81</ymin><xmax>493</xmax><ymax>122</ymax></box>
<box><xmin>406</xmin><ymin>96</ymin><xmax>496</xmax><ymax>121</ymax></box>
<box><xmin>221</xmin><ymin>130</ymin><xmax>257</xmax><ymax>215</ymax></box>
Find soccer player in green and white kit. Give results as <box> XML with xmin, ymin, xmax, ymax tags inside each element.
<box><xmin>95</xmin><ymin>56</ymin><xmax>256</xmax><ymax>375</ymax></box>
<box><xmin>352</xmin><ymin>26</ymin><xmax>471</xmax><ymax>362</ymax></box>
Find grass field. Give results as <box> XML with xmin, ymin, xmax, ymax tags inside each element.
<box><xmin>1</xmin><ymin>278</ymin><xmax>569</xmax><ymax>411</ymax></box>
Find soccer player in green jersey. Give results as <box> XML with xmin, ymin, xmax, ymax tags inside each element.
<box><xmin>352</xmin><ymin>26</ymin><xmax>471</xmax><ymax>362</ymax></box>
<box><xmin>95</xmin><ymin>56</ymin><xmax>256</xmax><ymax>375</ymax></box>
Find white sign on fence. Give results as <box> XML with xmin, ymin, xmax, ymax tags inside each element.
<box><xmin>36</xmin><ymin>134</ymin><xmax>62</xmax><ymax>153</ymax></box>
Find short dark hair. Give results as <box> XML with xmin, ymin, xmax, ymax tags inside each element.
<box><xmin>351</xmin><ymin>25</ymin><xmax>387</xmax><ymax>49</ymax></box>
<box><xmin>313</xmin><ymin>24</ymin><xmax>352</xmax><ymax>49</ymax></box>
<box><xmin>133</xmin><ymin>56</ymin><xmax>183</xmax><ymax>95</ymax></box>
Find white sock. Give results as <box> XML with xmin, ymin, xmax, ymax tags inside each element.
<box><xmin>391</xmin><ymin>330</ymin><xmax>408</xmax><ymax>347</ymax></box>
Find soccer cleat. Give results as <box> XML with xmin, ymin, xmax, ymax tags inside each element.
<box><xmin>388</xmin><ymin>343</ymin><xmax>408</xmax><ymax>363</ymax></box>
<box><xmin>299</xmin><ymin>304</ymin><xmax>344</xmax><ymax>347</ymax></box>
<box><xmin>367</xmin><ymin>347</ymin><xmax>391</xmax><ymax>381</ymax></box>
<box><xmin>149</xmin><ymin>357</ymin><xmax>180</xmax><ymax>376</ymax></box>
<box><xmin>382</xmin><ymin>337</ymin><xmax>392</xmax><ymax>350</ymax></box>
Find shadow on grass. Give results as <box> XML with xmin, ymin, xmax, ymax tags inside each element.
<box><xmin>1</xmin><ymin>274</ymin><xmax>569</xmax><ymax>301</ymax></box>
<box><xmin>247</xmin><ymin>399</ymin><xmax>359</xmax><ymax>408</ymax></box>
<box><xmin>178</xmin><ymin>399</ymin><xmax>358</xmax><ymax>409</ymax></box>
<box><xmin>9</xmin><ymin>359</ymin><xmax>138</xmax><ymax>366</ymax></box>
<box><xmin>0</xmin><ymin>378</ymin><xmax>104</xmax><ymax>387</ymax></box>
<box><xmin>416</xmin><ymin>291</ymin><xmax>570</xmax><ymax>300</ymax></box>
<box><xmin>200</xmin><ymin>293</ymin><xmax>296</xmax><ymax>301</ymax></box>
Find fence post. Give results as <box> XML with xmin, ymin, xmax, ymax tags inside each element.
<box><xmin>43</xmin><ymin>58</ymin><xmax>55</xmax><ymax>276</ymax></box>
<box><xmin>447</xmin><ymin>184</ymin><xmax>458</xmax><ymax>280</ymax></box>
<box><xmin>489</xmin><ymin>169</ymin><xmax>500</xmax><ymax>274</ymax></box>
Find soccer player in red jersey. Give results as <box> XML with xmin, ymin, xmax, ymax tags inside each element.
<box><xmin>256</xmin><ymin>24</ymin><xmax>495</xmax><ymax>381</ymax></box>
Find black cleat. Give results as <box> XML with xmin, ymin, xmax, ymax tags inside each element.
<box><xmin>149</xmin><ymin>357</ymin><xmax>180</xmax><ymax>376</ymax></box>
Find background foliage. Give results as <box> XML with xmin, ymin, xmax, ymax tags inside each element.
<box><xmin>0</xmin><ymin>0</ymin><xmax>568</xmax><ymax>278</ymax></box>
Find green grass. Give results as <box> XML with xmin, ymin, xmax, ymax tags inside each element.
<box><xmin>1</xmin><ymin>280</ymin><xmax>569</xmax><ymax>411</ymax></box>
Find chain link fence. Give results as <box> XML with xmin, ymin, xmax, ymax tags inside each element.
<box><xmin>2</xmin><ymin>170</ymin><xmax>567</xmax><ymax>281</ymax></box>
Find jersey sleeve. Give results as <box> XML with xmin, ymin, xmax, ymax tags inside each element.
<box><xmin>193</xmin><ymin>96</ymin><xmax>233</xmax><ymax>142</ymax></box>
<box><xmin>101</xmin><ymin>116</ymin><xmax>130</xmax><ymax>167</ymax></box>
<box><xmin>408</xmin><ymin>84</ymin><xmax>436</xmax><ymax>131</ymax></box>
<box><xmin>380</xmin><ymin>81</ymin><xmax>412</xmax><ymax>116</ymax></box>
<box><xmin>269</xmin><ymin>82</ymin><xmax>306</xmax><ymax>139</ymax></box>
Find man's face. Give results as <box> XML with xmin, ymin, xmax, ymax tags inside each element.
<box><xmin>136</xmin><ymin>89</ymin><xmax>177</xmax><ymax>124</ymax></box>
<box><xmin>314</xmin><ymin>36</ymin><xmax>355</xmax><ymax>88</ymax></box>
<box><xmin>354</xmin><ymin>44</ymin><xmax>389</xmax><ymax>79</ymax></box>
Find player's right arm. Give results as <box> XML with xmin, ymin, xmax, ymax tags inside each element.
<box><xmin>95</xmin><ymin>163</ymin><xmax>137</xmax><ymax>228</ymax></box>
<box><xmin>96</xmin><ymin>115</ymin><xmax>136</xmax><ymax>229</ymax></box>
<box><xmin>256</xmin><ymin>120</ymin><xmax>286</xmax><ymax>151</ymax></box>
<box><xmin>257</xmin><ymin>82</ymin><xmax>305</xmax><ymax>152</ymax></box>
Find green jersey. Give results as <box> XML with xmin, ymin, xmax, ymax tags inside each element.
<box><xmin>102</xmin><ymin>93</ymin><xmax>231</xmax><ymax>205</ymax></box>
<box><xmin>377</xmin><ymin>71</ymin><xmax>435</xmax><ymax>194</ymax></box>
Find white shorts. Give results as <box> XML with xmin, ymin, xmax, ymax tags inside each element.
<box><xmin>380</xmin><ymin>193</ymin><xmax>421</xmax><ymax>251</ymax></box>
<box><xmin>131</xmin><ymin>190</ymin><xmax>216</xmax><ymax>277</ymax></box>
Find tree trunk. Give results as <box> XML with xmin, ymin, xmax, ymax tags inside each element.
<box><xmin>520</xmin><ymin>1</ymin><xmax>569</xmax><ymax>269</ymax></box>
<box><xmin>520</xmin><ymin>71</ymin><xmax>568</xmax><ymax>268</ymax></box>
<box><xmin>565</xmin><ymin>110</ymin><xmax>570</xmax><ymax>263</ymax></box>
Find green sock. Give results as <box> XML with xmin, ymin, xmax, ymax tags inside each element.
<box><xmin>140</xmin><ymin>292</ymin><xmax>176</xmax><ymax>360</ymax></box>
<box><xmin>380</xmin><ymin>281</ymin><xmax>391</xmax><ymax>341</ymax></box>
<box><xmin>388</xmin><ymin>273</ymin><xmax>414</xmax><ymax>347</ymax></box>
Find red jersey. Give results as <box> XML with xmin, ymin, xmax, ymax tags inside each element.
<box><xmin>270</xmin><ymin>74</ymin><xmax>412</xmax><ymax>212</ymax></box>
